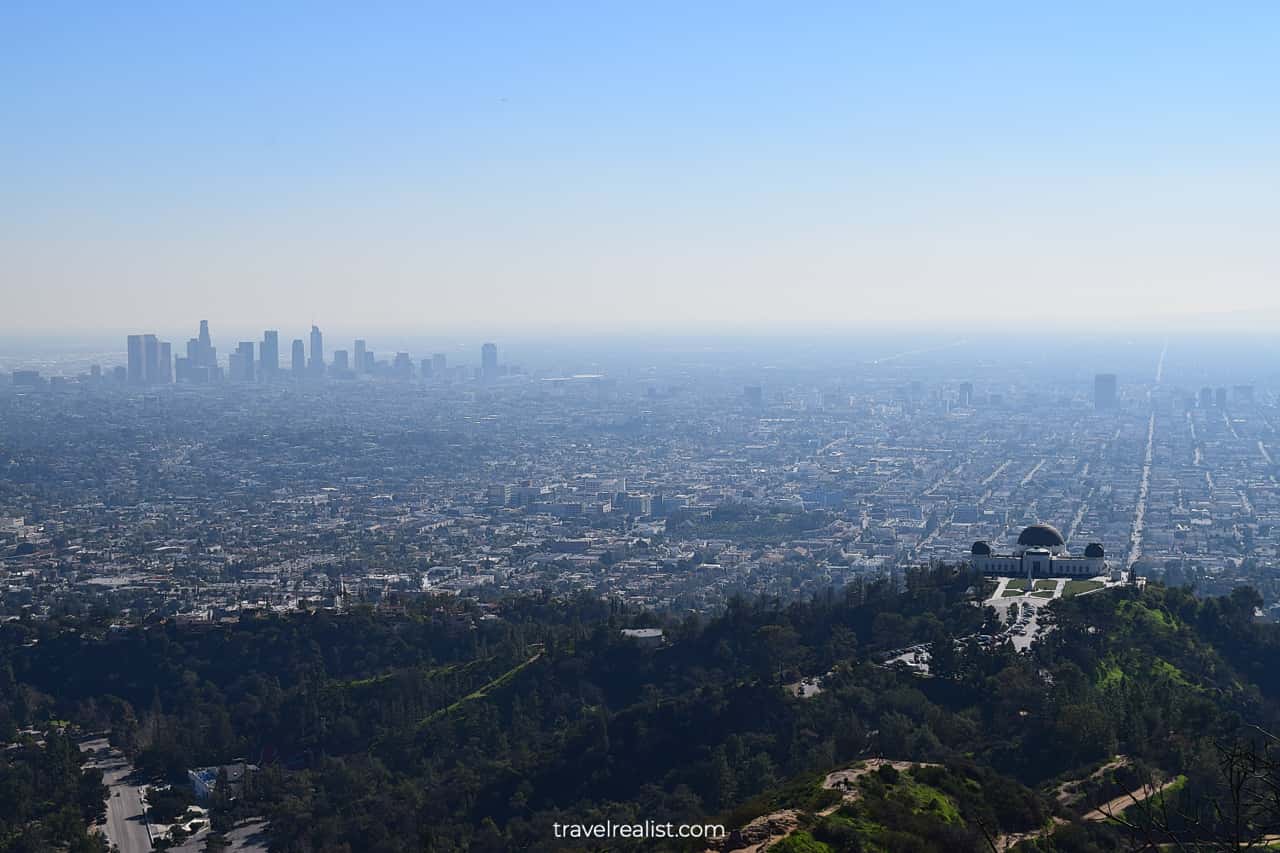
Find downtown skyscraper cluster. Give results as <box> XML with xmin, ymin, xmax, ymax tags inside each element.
<box><xmin>123</xmin><ymin>321</ymin><xmax>504</xmax><ymax>386</ymax></box>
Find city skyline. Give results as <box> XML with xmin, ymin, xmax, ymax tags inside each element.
<box><xmin>107</xmin><ymin>319</ymin><xmax>507</xmax><ymax>385</ymax></box>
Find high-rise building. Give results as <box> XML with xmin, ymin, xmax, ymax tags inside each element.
<box><xmin>179</xmin><ymin>322</ymin><xmax>217</xmax><ymax>383</ymax></box>
<box><xmin>1199</xmin><ymin>387</ymin><xmax>1213</xmax><ymax>409</ymax></box>
<box><xmin>158</xmin><ymin>342</ymin><xmax>172</xmax><ymax>383</ymax></box>
<box><xmin>309</xmin><ymin>325</ymin><xmax>324</xmax><ymax>375</ymax></box>
<box><xmin>127</xmin><ymin>335</ymin><xmax>145</xmax><ymax>384</ymax></box>
<box><xmin>481</xmin><ymin>342</ymin><xmax>498</xmax><ymax>377</ymax></box>
<box><xmin>179</xmin><ymin>320</ymin><xmax>218</xmax><ymax>381</ymax></box>
<box><xmin>291</xmin><ymin>339</ymin><xmax>305</xmax><ymax>374</ymax></box>
<box><xmin>1215</xmin><ymin>387</ymin><xmax>1228</xmax><ymax>408</ymax></box>
<box><xmin>353</xmin><ymin>339</ymin><xmax>367</xmax><ymax>373</ymax></box>
<box><xmin>958</xmin><ymin>382</ymin><xmax>974</xmax><ymax>407</ymax></box>
<box><xmin>142</xmin><ymin>334</ymin><xmax>160</xmax><ymax>384</ymax></box>
<box><xmin>234</xmin><ymin>342</ymin><xmax>256</xmax><ymax>381</ymax></box>
<box><xmin>1094</xmin><ymin>374</ymin><xmax>1118</xmax><ymax>411</ymax></box>
<box><xmin>432</xmin><ymin>353</ymin><xmax>447</xmax><ymax>377</ymax></box>
<box><xmin>420</xmin><ymin>358</ymin><xmax>433</xmax><ymax>379</ymax></box>
<box><xmin>261</xmin><ymin>330</ymin><xmax>280</xmax><ymax>376</ymax></box>
<box><xmin>393</xmin><ymin>352</ymin><xmax>413</xmax><ymax>379</ymax></box>
<box><xmin>195</xmin><ymin>321</ymin><xmax>217</xmax><ymax>368</ymax></box>
<box><xmin>333</xmin><ymin>350</ymin><xmax>350</xmax><ymax>372</ymax></box>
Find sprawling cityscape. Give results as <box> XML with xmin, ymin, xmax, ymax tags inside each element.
<box><xmin>5</xmin><ymin>327</ymin><xmax>1277</xmax><ymax>628</ymax></box>
<box><xmin>7</xmin><ymin>3</ymin><xmax>1280</xmax><ymax>849</ymax></box>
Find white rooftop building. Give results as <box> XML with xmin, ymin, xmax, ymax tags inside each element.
<box><xmin>970</xmin><ymin>523</ymin><xmax>1115</xmax><ymax>580</ymax></box>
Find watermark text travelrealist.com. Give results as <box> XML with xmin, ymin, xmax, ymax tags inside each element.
<box><xmin>553</xmin><ymin>820</ymin><xmax>726</xmax><ymax>840</ymax></box>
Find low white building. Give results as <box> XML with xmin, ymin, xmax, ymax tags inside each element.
<box><xmin>970</xmin><ymin>523</ymin><xmax>1110</xmax><ymax>579</ymax></box>
<box><xmin>620</xmin><ymin>627</ymin><xmax>664</xmax><ymax>648</ymax></box>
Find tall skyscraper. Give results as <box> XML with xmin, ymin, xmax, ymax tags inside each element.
<box><xmin>126</xmin><ymin>335</ymin><xmax>144</xmax><ymax>384</ymax></box>
<box><xmin>393</xmin><ymin>352</ymin><xmax>413</xmax><ymax>379</ymax></box>
<box><xmin>958</xmin><ymin>382</ymin><xmax>974</xmax><ymax>407</ymax></box>
<box><xmin>184</xmin><ymin>320</ymin><xmax>217</xmax><ymax>378</ymax></box>
<box><xmin>261</xmin><ymin>330</ymin><xmax>280</xmax><ymax>376</ymax></box>
<box><xmin>234</xmin><ymin>342</ymin><xmax>255</xmax><ymax>381</ymax></box>
<box><xmin>158</xmin><ymin>342</ymin><xmax>172</xmax><ymax>383</ymax></box>
<box><xmin>309</xmin><ymin>325</ymin><xmax>324</xmax><ymax>375</ymax></box>
<box><xmin>142</xmin><ymin>334</ymin><xmax>159</xmax><ymax>384</ymax></box>
<box><xmin>181</xmin><ymin>324</ymin><xmax>216</xmax><ymax>383</ymax></box>
<box><xmin>333</xmin><ymin>350</ymin><xmax>350</xmax><ymax>372</ymax></box>
<box><xmin>482</xmin><ymin>342</ymin><xmax>498</xmax><ymax>371</ymax></box>
<box><xmin>353</xmin><ymin>339</ymin><xmax>367</xmax><ymax>374</ymax></box>
<box><xmin>291</xmin><ymin>339</ymin><xmax>305</xmax><ymax>374</ymax></box>
<box><xmin>1094</xmin><ymin>374</ymin><xmax>1117</xmax><ymax>411</ymax></box>
<box><xmin>432</xmin><ymin>353</ymin><xmax>447</xmax><ymax>377</ymax></box>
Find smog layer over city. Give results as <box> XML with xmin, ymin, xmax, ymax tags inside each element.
<box><xmin>5</xmin><ymin>3</ymin><xmax>1280</xmax><ymax>853</ymax></box>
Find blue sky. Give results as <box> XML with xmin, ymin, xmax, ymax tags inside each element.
<box><xmin>4</xmin><ymin>2</ymin><xmax>1279</xmax><ymax>333</ymax></box>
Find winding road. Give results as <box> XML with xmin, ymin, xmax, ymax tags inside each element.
<box><xmin>80</xmin><ymin>737</ymin><xmax>152</xmax><ymax>853</ymax></box>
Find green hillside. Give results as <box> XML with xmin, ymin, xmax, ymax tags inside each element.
<box><xmin>5</xmin><ymin>570</ymin><xmax>1280</xmax><ymax>851</ymax></box>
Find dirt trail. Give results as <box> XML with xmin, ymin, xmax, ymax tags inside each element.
<box><xmin>820</xmin><ymin>759</ymin><xmax>938</xmax><ymax>815</ymax></box>
<box><xmin>989</xmin><ymin>817</ymin><xmax>1071</xmax><ymax>852</ymax></box>
<box><xmin>715</xmin><ymin>755</ymin><xmax>1180</xmax><ymax>852</ymax></box>
<box><xmin>1055</xmin><ymin>755</ymin><xmax>1131</xmax><ymax>806</ymax></box>
<box><xmin>707</xmin><ymin>809</ymin><xmax>800</xmax><ymax>853</ymax></box>
<box><xmin>709</xmin><ymin>760</ymin><xmax>938</xmax><ymax>853</ymax></box>
<box><xmin>1083</xmin><ymin>776</ymin><xmax>1180</xmax><ymax>823</ymax></box>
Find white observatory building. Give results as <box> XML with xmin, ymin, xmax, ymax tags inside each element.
<box><xmin>969</xmin><ymin>523</ymin><xmax>1114</xmax><ymax>580</ymax></box>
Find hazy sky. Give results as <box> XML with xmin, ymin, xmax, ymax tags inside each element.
<box><xmin>4</xmin><ymin>2</ymin><xmax>1280</xmax><ymax>334</ymax></box>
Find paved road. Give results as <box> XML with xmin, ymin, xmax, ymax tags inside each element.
<box><xmin>80</xmin><ymin>737</ymin><xmax>152</xmax><ymax>853</ymax></box>
<box><xmin>1126</xmin><ymin>413</ymin><xmax>1155</xmax><ymax>570</ymax></box>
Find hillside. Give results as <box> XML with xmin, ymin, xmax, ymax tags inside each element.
<box><xmin>5</xmin><ymin>570</ymin><xmax>1280</xmax><ymax>851</ymax></box>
